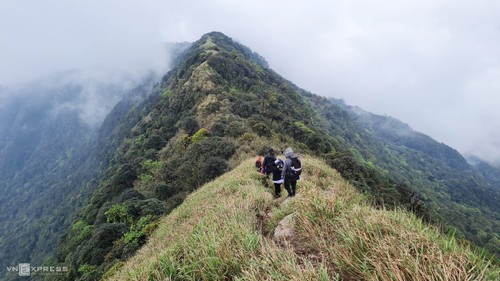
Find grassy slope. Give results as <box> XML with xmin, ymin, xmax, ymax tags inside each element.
<box><xmin>106</xmin><ymin>157</ymin><xmax>499</xmax><ymax>280</ymax></box>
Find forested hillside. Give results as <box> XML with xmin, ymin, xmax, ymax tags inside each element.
<box><xmin>0</xmin><ymin>74</ymin><xmax>155</xmax><ymax>280</ymax></box>
<box><xmin>0</xmin><ymin>79</ymin><xmax>94</xmax><ymax>272</ymax></box>
<box><xmin>308</xmin><ymin>99</ymin><xmax>500</xmax><ymax>254</ymax></box>
<box><xmin>44</xmin><ymin>32</ymin><xmax>499</xmax><ymax>281</ymax></box>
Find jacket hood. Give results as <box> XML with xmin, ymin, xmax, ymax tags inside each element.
<box><xmin>285</xmin><ymin>147</ymin><xmax>295</xmax><ymax>158</ymax></box>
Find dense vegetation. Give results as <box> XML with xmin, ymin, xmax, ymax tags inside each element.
<box><xmin>0</xmin><ymin>82</ymin><xmax>96</xmax><ymax>277</ymax></box>
<box><xmin>107</xmin><ymin>157</ymin><xmax>499</xmax><ymax>280</ymax></box>
<box><xmin>0</xmin><ymin>77</ymin><xmax>153</xmax><ymax>281</ymax></box>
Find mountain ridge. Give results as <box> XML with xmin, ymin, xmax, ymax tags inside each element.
<box><xmin>47</xmin><ymin>31</ymin><xmax>498</xmax><ymax>280</ymax></box>
<box><xmin>1</xmin><ymin>31</ymin><xmax>498</xmax><ymax>280</ymax></box>
<box><xmin>106</xmin><ymin>156</ymin><xmax>499</xmax><ymax>280</ymax></box>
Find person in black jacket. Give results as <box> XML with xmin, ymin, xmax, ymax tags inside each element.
<box><xmin>281</xmin><ymin>147</ymin><xmax>301</xmax><ymax>197</ymax></box>
<box><xmin>262</xmin><ymin>148</ymin><xmax>276</xmax><ymax>177</ymax></box>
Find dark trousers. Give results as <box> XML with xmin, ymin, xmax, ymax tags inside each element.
<box><xmin>274</xmin><ymin>183</ymin><xmax>281</xmax><ymax>196</ymax></box>
<box><xmin>284</xmin><ymin>177</ymin><xmax>297</xmax><ymax>196</ymax></box>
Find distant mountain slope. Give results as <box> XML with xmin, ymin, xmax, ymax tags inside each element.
<box><xmin>46</xmin><ymin>32</ymin><xmax>499</xmax><ymax>280</ymax></box>
<box><xmin>0</xmin><ymin>80</ymin><xmax>95</xmax><ymax>272</ymax></box>
<box><xmin>106</xmin><ymin>157</ymin><xmax>499</xmax><ymax>280</ymax></box>
<box><xmin>308</xmin><ymin>99</ymin><xmax>500</xmax><ymax>254</ymax></box>
<box><xmin>468</xmin><ymin>155</ymin><xmax>500</xmax><ymax>191</ymax></box>
<box><xmin>0</xmin><ymin>74</ymin><xmax>154</xmax><ymax>280</ymax></box>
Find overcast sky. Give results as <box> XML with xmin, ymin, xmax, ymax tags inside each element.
<box><xmin>1</xmin><ymin>0</ymin><xmax>499</xmax><ymax>163</ymax></box>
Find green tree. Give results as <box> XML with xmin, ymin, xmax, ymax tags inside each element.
<box><xmin>252</xmin><ymin>122</ymin><xmax>271</xmax><ymax>137</ymax></box>
<box><xmin>105</xmin><ymin>204</ymin><xmax>132</xmax><ymax>225</ymax></box>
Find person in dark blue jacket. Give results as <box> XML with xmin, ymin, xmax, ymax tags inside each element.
<box><xmin>271</xmin><ymin>158</ymin><xmax>284</xmax><ymax>197</ymax></box>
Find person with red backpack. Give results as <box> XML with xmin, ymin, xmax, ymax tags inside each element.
<box><xmin>281</xmin><ymin>147</ymin><xmax>302</xmax><ymax>197</ymax></box>
<box><xmin>255</xmin><ymin>155</ymin><xmax>263</xmax><ymax>173</ymax></box>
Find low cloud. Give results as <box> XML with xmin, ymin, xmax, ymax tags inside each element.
<box><xmin>48</xmin><ymin>71</ymin><xmax>148</xmax><ymax>127</ymax></box>
<box><xmin>1</xmin><ymin>0</ymin><xmax>499</xmax><ymax>163</ymax></box>
<box><xmin>0</xmin><ymin>1</ymin><xmax>169</xmax><ymax>86</ymax></box>
<box><xmin>2</xmin><ymin>70</ymin><xmax>155</xmax><ymax>129</ymax></box>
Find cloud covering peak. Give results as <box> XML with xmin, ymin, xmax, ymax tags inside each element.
<box><xmin>1</xmin><ymin>0</ymin><xmax>499</xmax><ymax>163</ymax></box>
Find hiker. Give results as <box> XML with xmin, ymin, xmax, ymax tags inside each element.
<box><xmin>272</xmin><ymin>158</ymin><xmax>284</xmax><ymax>197</ymax></box>
<box><xmin>262</xmin><ymin>148</ymin><xmax>277</xmax><ymax>177</ymax></box>
<box><xmin>255</xmin><ymin>155</ymin><xmax>263</xmax><ymax>173</ymax></box>
<box><xmin>281</xmin><ymin>147</ymin><xmax>302</xmax><ymax>197</ymax></box>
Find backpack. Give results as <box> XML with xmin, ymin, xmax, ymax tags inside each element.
<box><xmin>255</xmin><ymin>156</ymin><xmax>262</xmax><ymax>169</ymax></box>
<box><xmin>287</xmin><ymin>157</ymin><xmax>302</xmax><ymax>179</ymax></box>
<box><xmin>264</xmin><ymin>155</ymin><xmax>276</xmax><ymax>175</ymax></box>
<box><xmin>275</xmin><ymin>159</ymin><xmax>283</xmax><ymax>171</ymax></box>
<box><xmin>272</xmin><ymin>159</ymin><xmax>284</xmax><ymax>182</ymax></box>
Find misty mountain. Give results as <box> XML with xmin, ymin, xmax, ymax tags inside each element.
<box><xmin>313</xmin><ymin>96</ymin><xmax>499</xmax><ymax>250</ymax></box>
<box><xmin>40</xmin><ymin>32</ymin><xmax>498</xmax><ymax>280</ymax></box>
<box><xmin>468</xmin><ymin>155</ymin><xmax>500</xmax><ymax>191</ymax></box>
<box><xmin>0</xmin><ymin>72</ymin><xmax>156</xmax><ymax>280</ymax></box>
<box><xmin>1</xmin><ymin>32</ymin><xmax>498</xmax><ymax>280</ymax></box>
<box><xmin>322</xmin><ymin>100</ymin><xmax>500</xmax><ymax>207</ymax></box>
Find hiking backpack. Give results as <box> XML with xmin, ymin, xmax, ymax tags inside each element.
<box><xmin>264</xmin><ymin>155</ymin><xmax>277</xmax><ymax>175</ymax></box>
<box><xmin>287</xmin><ymin>157</ymin><xmax>302</xmax><ymax>178</ymax></box>
<box><xmin>275</xmin><ymin>159</ymin><xmax>284</xmax><ymax>171</ymax></box>
<box><xmin>255</xmin><ymin>157</ymin><xmax>262</xmax><ymax>169</ymax></box>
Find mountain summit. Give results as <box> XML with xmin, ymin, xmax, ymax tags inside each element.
<box><xmin>2</xmin><ymin>32</ymin><xmax>497</xmax><ymax>280</ymax></box>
